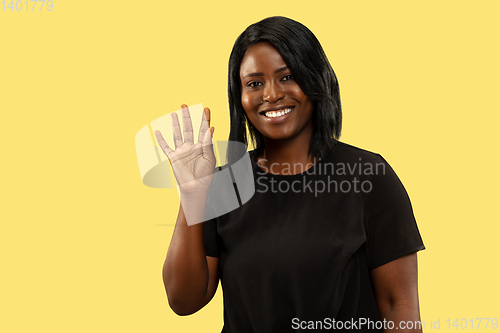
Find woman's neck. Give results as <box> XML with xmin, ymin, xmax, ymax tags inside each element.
<box><xmin>257</xmin><ymin>137</ymin><xmax>318</xmax><ymax>175</ymax></box>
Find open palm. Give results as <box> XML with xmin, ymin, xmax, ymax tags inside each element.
<box><xmin>155</xmin><ymin>105</ymin><xmax>215</xmax><ymax>194</ymax></box>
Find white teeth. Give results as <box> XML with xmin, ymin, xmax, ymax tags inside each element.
<box><xmin>264</xmin><ymin>108</ymin><xmax>292</xmax><ymax>118</ymax></box>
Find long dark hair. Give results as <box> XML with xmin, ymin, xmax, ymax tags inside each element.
<box><xmin>227</xmin><ymin>16</ymin><xmax>342</xmax><ymax>164</ymax></box>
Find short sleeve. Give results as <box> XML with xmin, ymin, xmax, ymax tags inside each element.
<box><xmin>364</xmin><ymin>154</ymin><xmax>425</xmax><ymax>270</ymax></box>
<box><xmin>203</xmin><ymin>217</ymin><xmax>221</xmax><ymax>257</ymax></box>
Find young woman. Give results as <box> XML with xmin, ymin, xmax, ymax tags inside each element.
<box><xmin>156</xmin><ymin>16</ymin><xmax>425</xmax><ymax>332</ymax></box>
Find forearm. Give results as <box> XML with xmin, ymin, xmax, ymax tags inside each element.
<box><xmin>380</xmin><ymin>300</ymin><xmax>422</xmax><ymax>332</ymax></box>
<box><xmin>163</xmin><ymin>199</ymin><xmax>211</xmax><ymax>315</ymax></box>
<box><xmin>371</xmin><ymin>253</ymin><xmax>422</xmax><ymax>333</ymax></box>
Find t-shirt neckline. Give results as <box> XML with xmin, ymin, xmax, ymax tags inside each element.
<box><xmin>250</xmin><ymin>150</ymin><xmax>327</xmax><ymax>178</ymax></box>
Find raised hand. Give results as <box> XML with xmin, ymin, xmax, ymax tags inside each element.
<box><xmin>155</xmin><ymin>104</ymin><xmax>215</xmax><ymax>195</ymax></box>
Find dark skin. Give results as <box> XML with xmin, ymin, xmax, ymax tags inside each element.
<box><xmin>156</xmin><ymin>105</ymin><xmax>220</xmax><ymax>315</ymax></box>
<box><xmin>159</xmin><ymin>42</ymin><xmax>422</xmax><ymax>332</ymax></box>
<box><xmin>371</xmin><ymin>253</ymin><xmax>422</xmax><ymax>332</ymax></box>
<box><xmin>240</xmin><ymin>42</ymin><xmax>316</xmax><ymax>174</ymax></box>
<box><xmin>162</xmin><ymin>201</ymin><xmax>219</xmax><ymax>315</ymax></box>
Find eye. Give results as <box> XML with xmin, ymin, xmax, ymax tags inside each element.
<box><xmin>247</xmin><ymin>81</ymin><xmax>262</xmax><ymax>88</ymax></box>
<box><xmin>281</xmin><ymin>74</ymin><xmax>295</xmax><ymax>81</ymax></box>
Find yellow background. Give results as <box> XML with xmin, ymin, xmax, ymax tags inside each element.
<box><xmin>1</xmin><ymin>0</ymin><xmax>499</xmax><ymax>332</ymax></box>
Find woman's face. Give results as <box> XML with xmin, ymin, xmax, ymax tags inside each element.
<box><xmin>239</xmin><ymin>42</ymin><xmax>314</xmax><ymax>143</ymax></box>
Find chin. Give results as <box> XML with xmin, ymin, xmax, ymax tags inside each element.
<box><xmin>261</xmin><ymin>130</ymin><xmax>296</xmax><ymax>141</ymax></box>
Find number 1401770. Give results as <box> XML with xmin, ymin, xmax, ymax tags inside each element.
<box><xmin>2</xmin><ymin>0</ymin><xmax>53</xmax><ymax>11</ymax></box>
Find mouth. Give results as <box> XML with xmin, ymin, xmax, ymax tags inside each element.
<box><xmin>259</xmin><ymin>107</ymin><xmax>294</xmax><ymax>119</ymax></box>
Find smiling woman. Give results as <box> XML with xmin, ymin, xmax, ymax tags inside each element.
<box><xmin>227</xmin><ymin>17</ymin><xmax>342</xmax><ymax>168</ymax></box>
<box><xmin>239</xmin><ymin>42</ymin><xmax>315</xmax><ymax>147</ymax></box>
<box><xmin>157</xmin><ymin>16</ymin><xmax>425</xmax><ymax>333</ymax></box>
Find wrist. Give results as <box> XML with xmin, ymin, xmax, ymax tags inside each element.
<box><xmin>179</xmin><ymin>190</ymin><xmax>211</xmax><ymax>226</ymax></box>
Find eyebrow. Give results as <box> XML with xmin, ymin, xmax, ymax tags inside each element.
<box><xmin>243</xmin><ymin>66</ymin><xmax>289</xmax><ymax>79</ymax></box>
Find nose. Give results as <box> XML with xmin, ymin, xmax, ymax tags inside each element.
<box><xmin>263</xmin><ymin>81</ymin><xmax>285</xmax><ymax>104</ymax></box>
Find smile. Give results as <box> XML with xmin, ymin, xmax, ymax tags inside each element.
<box><xmin>261</xmin><ymin>107</ymin><xmax>293</xmax><ymax>118</ymax></box>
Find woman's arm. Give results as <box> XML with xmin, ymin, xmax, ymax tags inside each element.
<box><xmin>155</xmin><ymin>105</ymin><xmax>219</xmax><ymax>315</ymax></box>
<box><xmin>370</xmin><ymin>252</ymin><xmax>422</xmax><ymax>333</ymax></box>
<box><xmin>162</xmin><ymin>202</ymin><xmax>219</xmax><ymax>315</ymax></box>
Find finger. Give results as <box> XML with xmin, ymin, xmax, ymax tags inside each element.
<box><xmin>202</xmin><ymin>126</ymin><xmax>214</xmax><ymax>146</ymax></box>
<box><xmin>202</xmin><ymin>127</ymin><xmax>215</xmax><ymax>157</ymax></box>
<box><xmin>154</xmin><ymin>130</ymin><xmax>173</xmax><ymax>157</ymax></box>
<box><xmin>181</xmin><ymin>104</ymin><xmax>194</xmax><ymax>144</ymax></box>
<box><xmin>198</xmin><ymin>107</ymin><xmax>211</xmax><ymax>143</ymax></box>
<box><xmin>171</xmin><ymin>112</ymin><xmax>183</xmax><ymax>148</ymax></box>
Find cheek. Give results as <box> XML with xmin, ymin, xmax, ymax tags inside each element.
<box><xmin>241</xmin><ymin>92</ymin><xmax>257</xmax><ymax>114</ymax></box>
<box><xmin>292</xmin><ymin>86</ymin><xmax>312</xmax><ymax>106</ymax></box>
<box><xmin>290</xmin><ymin>85</ymin><xmax>307</xmax><ymax>99</ymax></box>
<box><xmin>240</xmin><ymin>94</ymin><xmax>252</xmax><ymax>121</ymax></box>
<box><xmin>241</xmin><ymin>93</ymin><xmax>249</xmax><ymax>109</ymax></box>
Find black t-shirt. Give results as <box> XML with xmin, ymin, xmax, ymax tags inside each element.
<box><xmin>203</xmin><ymin>141</ymin><xmax>425</xmax><ymax>332</ymax></box>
